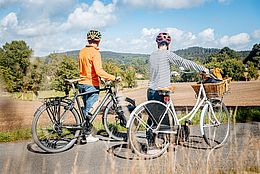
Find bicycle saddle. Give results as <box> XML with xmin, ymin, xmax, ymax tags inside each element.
<box><xmin>65</xmin><ymin>79</ymin><xmax>82</xmax><ymax>83</ymax></box>
<box><xmin>158</xmin><ymin>85</ymin><xmax>176</xmax><ymax>96</ymax></box>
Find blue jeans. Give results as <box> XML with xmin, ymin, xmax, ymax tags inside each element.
<box><xmin>78</xmin><ymin>84</ymin><xmax>99</xmax><ymax>117</ymax></box>
<box><xmin>147</xmin><ymin>88</ymin><xmax>164</xmax><ymax>102</ymax></box>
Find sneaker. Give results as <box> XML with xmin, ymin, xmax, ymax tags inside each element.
<box><xmin>85</xmin><ymin>134</ymin><xmax>99</xmax><ymax>143</ymax></box>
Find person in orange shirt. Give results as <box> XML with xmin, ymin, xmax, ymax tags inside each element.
<box><xmin>78</xmin><ymin>30</ymin><xmax>120</xmax><ymax>142</ymax></box>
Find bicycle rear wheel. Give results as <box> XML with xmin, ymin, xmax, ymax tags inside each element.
<box><xmin>200</xmin><ymin>99</ymin><xmax>230</xmax><ymax>148</ymax></box>
<box><xmin>128</xmin><ymin>101</ymin><xmax>177</xmax><ymax>159</ymax></box>
<box><xmin>103</xmin><ymin>97</ymin><xmax>135</xmax><ymax>141</ymax></box>
<box><xmin>32</xmin><ymin>100</ymin><xmax>80</xmax><ymax>153</ymax></box>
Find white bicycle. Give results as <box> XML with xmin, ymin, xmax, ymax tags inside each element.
<box><xmin>126</xmin><ymin>74</ymin><xmax>231</xmax><ymax>159</ymax></box>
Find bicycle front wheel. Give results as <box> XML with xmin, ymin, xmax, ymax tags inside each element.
<box><xmin>128</xmin><ymin>100</ymin><xmax>177</xmax><ymax>159</ymax></box>
<box><xmin>32</xmin><ymin>100</ymin><xmax>81</xmax><ymax>153</ymax></box>
<box><xmin>103</xmin><ymin>97</ymin><xmax>135</xmax><ymax>141</ymax></box>
<box><xmin>200</xmin><ymin>99</ymin><xmax>230</xmax><ymax>148</ymax></box>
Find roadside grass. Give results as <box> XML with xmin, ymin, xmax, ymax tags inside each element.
<box><xmin>236</xmin><ymin>106</ymin><xmax>260</xmax><ymax>122</ymax></box>
<box><xmin>10</xmin><ymin>90</ymin><xmax>69</xmax><ymax>101</ymax></box>
<box><xmin>8</xmin><ymin>89</ymin><xmax>111</xmax><ymax>101</ymax></box>
<box><xmin>0</xmin><ymin>128</ymin><xmax>32</xmax><ymax>142</ymax></box>
<box><xmin>0</xmin><ymin>121</ymin><xmax>105</xmax><ymax>143</ymax></box>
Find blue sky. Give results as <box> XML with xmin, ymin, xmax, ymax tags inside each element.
<box><xmin>0</xmin><ymin>0</ymin><xmax>259</xmax><ymax>56</ymax></box>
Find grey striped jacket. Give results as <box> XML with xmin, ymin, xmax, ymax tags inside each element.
<box><xmin>148</xmin><ymin>50</ymin><xmax>207</xmax><ymax>90</ymax></box>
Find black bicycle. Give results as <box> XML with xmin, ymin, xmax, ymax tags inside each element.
<box><xmin>32</xmin><ymin>79</ymin><xmax>135</xmax><ymax>153</ymax></box>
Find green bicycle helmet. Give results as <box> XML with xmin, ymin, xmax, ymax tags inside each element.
<box><xmin>87</xmin><ymin>30</ymin><xmax>102</xmax><ymax>41</ymax></box>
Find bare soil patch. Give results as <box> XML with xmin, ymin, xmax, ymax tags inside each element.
<box><xmin>122</xmin><ymin>80</ymin><xmax>260</xmax><ymax>106</ymax></box>
<box><xmin>0</xmin><ymin>81</ymin><xmax>259</xmax><ymax>131</ymax></box>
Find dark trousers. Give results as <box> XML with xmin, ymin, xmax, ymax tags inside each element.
<box><xmin>146</xmin><ymin>88</ymin><xmax>169</xmax><ymax>145</ymax></box>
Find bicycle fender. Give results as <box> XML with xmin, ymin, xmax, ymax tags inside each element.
<box><xmin>199</xmin><ymin>101</ymin><xmax>210</xmax><ymax>136</ymax></box>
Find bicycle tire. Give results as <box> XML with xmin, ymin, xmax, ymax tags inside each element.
<box><xmin>32</xmin><ymin>100</ymin><xmax>81</xmax><ymax>153</ymax></box>
<box><xmin>103</xmin><ymin>96</ymin><xmax>135</xmax><ymax>141</ymax></box>
<box><xmin>128</xmin><ymin>100</ymin><xmax>177</xmax><ymax>159</ymax></box>
<box><xmin>200</xmin><ymin>99</ymin><xmax>230</xmax><ymax>148</ymax></box>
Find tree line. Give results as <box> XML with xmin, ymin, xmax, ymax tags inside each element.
<box><xmin>0</xmin><ymin>40</ymin><xmax>259</xmax><ymax>96</ymax></box>
<box><xmin>0</xmin><ymin>40</ymin><xmax>137</xmax><ymax>96</ymax></box>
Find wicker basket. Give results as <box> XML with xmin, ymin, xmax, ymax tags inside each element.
<box><xmin>191</xmin><ymin>81</ymin><xmax>226</xmax><ymax>98</ymax></box>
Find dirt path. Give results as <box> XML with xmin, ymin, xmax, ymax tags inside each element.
<box><xmin>122</xmin><ymin>81</ymin><xmax>260</xmax><ymax>106</ymax></box>
<box><xmin>0</xmin><ymin>81</ymin><xmax>259</xmax><ymax>131</ymax></box>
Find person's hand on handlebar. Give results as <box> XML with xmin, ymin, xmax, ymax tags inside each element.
<box><xmin>200</xmin><ymin>68</ymin><xmax>223</xmax><ymax>83</ymax></box>
<box><xmin>115</xmin><ymin>76</ymin><xmax>122</xmax><ymax>82</ymax></box>
<box><xmin>201</xmin><ymin>68</ymin><xmax>210</xmax><ymax>75</ymax></box>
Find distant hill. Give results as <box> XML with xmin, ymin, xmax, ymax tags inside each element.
<box><xmin>61</xmin><ymin>50</ymin><xmax>149</xmax><ymax>64</ymax></box>
<box><xmin>174</xmin><ymin>46</ymin><xmax>250</xmax><ymax>62</ymax></box>
<box><xmin>174</xmin><ymin>47</ymin><xmax>220</xmax><ymax>62</ymax></box>
<box><xmin>57</xmin><ymin>46</ymin><xmax>250</xmax><ymax>64</ymax></box>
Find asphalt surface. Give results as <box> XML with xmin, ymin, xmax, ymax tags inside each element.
<box><xmin>0</xmin><ymin>123</ymin><xmax>259</xmax><ymax>174</ymax></box>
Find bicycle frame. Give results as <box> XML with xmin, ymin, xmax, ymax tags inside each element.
<box><xmin>63</xmin><ymin>81</ymin><xmax>118</xmax><ymax>125</ymax></box>
<box><xmin>126</xmin><ymin>82</ymin><xmax>218</xmax><ymax>129</ymax></box>
<box><xmin>176</xmin><ymin>82</ymin><xmax>207</xmax><ymax>124</ymax></box>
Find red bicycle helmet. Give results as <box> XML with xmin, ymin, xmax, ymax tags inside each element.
<box><xmin>156</xmin><ymin>32</ymin><xmax>171</xmax><ymax>48</ymax></box>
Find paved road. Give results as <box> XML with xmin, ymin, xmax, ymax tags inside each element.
<box><xmin>0</xmin><ymin>123</ymin><xmax>259</xmax><ymax>174</ymax></box>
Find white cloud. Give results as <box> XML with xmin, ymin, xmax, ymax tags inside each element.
<box><xmin>104</xmin><ymin>27</ymin><xmax>255</xmax><ymax>54</ymax></box>
<box><xmin>0</xmin><ymin>12</ymin><xmax>18</xmax><ymax>29</ymax></box>
<box><xmin>198</xmin><ymin>28</ymin><xmax>215</xmax><ymax>42</ymax></box>
<box><xmin>0</xmin><ymin>12</ymin><xmax>18</xmax><ymax>40</ymax></box>
<box><xmin>0</xmin><ymin>0</ymin><xmax>258</xmax><ymax>56</ymax></box>
<box><xmin>219</xmin><ymin>33</ymin><xmax>250</xmax><ymax>48</ymax></box>
<box><xmin>63</xmin><ymin>1</ymin><xmax>116</xmax><ymax>30</ymax></box>
<box><xmin>0</xmin><ymin>0</ymin><xmax>117</xmax><ymax>56</ymax></box>
<box><xmin>166</xmin><ymin>28</ymin><xmax>197</xmax><ymax>47</ymax></box>
<box><xmin>166</xmin><ymin>28</ymin><xmax>185</xmax><ymax>42</ymax></box>
<box><xmin>252</xmin><ymin>29</ymin><xmax>260</xmax><ymax>39</ymax></box>
<box><xmin>16</xmin><ymin>21</ymin><xmax>61</xmax><ymax>37</ymax></box>
<box><xmin>142</xmin><ymin>28</ymin><xmax>160</xmax><ymax>38</ymax></box>
<box><xmin>122</xmin><ymin>0</ymin><xmax>206</xmax><ymax>9</ymax></box>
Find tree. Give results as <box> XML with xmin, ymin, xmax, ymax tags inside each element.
<box><xmin>22</xmin><ymin>59</ymin><xmax>46</xmax><ymax>97</ymax></box>
<box><xmin>121</xmin><ymin>66</ymin><xmax>136</xmax><ymax>88</ymax></box>
<box><xmin>221</xmin><ymin>59</ymin><xmax>245</xmax><ymax>81</ymax></box>
<box><xmin>243</xmin><ymin>43</ymin><xmax>260</xmax><ymax>69</ymax></box>
<box><xmin>103</xmin><ymin>60</ymin><xmax>122</xmax><ymax>76</ymax></box>
<box><xmin>51</xmin><ymin>55</ymin><xmax>79</xmax><ymax>92</ymax></box>
<box><xmin>206</xmin><ymin>48</ymin><xmax>246</xmax><ymax>81</ymax></box>
<box><xmin>246</xmin><ymin>61</ymin><xmax>259</xmax><ymax>80</ymax></box>
<box><xmin>219</xmin><ymin>47</ymin><xmax>239</xmax><ymax>59</ymax></box>
<box><xmin>103</xmin><ymin>60</ymin><xmax>137</xmax><ymax>88</ymax></box>
<box><xmin>129</xmin><ymin>57</ymin><xmax>148</xmax><ymax>79</ymax></box>
<box><xmin>0</xmin><ymin>40</ymin><xmax>32</xmax><ymax>92</ymax></box>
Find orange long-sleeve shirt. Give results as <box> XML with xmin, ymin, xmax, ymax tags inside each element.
<box><xmin>78</xmin><ymin>44</ymin><xmax>115</xmax><ymax>86</ymax></box>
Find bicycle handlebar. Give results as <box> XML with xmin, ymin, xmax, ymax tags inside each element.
<box><xmin>64</xmin><ymin>78</ymin><xmax>120</xmax><ymax>95</ymax></box>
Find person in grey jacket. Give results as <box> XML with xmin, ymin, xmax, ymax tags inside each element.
<box><xmin>147</xmin><ymin>32</ymin><xmax>208</xmax><ymax>102</ymax></box>
<box><xmin>146</xmin><ymin>32</ymin><xmax>208</xmax><ymax>149</ymax></box>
